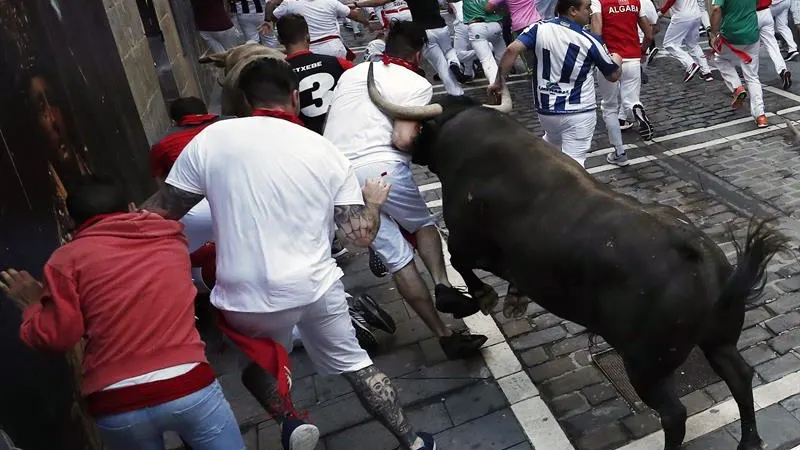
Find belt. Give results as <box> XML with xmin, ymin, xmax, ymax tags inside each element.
<box><xmin>384</xmin><ymin>7</ymin><xmax>409</xmax><ymax>13</ymax></box>
<box><xmin>310</xmin><ymin>35</ymin><xmax>356</xmax><ymax>61</ymax></box>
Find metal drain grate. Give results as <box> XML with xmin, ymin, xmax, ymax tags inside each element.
<box><xmin>592</xmin><ymin>347</ymin><xmax>722</xmax><ymax>411</ymax></box>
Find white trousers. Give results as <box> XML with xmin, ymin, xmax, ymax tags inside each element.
<box><xmin>236</xmin><ymin>12</ymin><xmax>278</xmax><ymax>47</ymax></box>
<box><xmin>454</xmin><ymin>22</ymin><xmax>476</xmax><ymax>76</ymax></box>
<box><xmin>199</xmin><ymin>27</ymin><xmax>244</xmax><ymax>53</ymax></box>
<box><xmin>538</xmin><ymin>111</ymin><xmax>597</xmax><ymax>168</ymax></box>
<box><xmin>424</xmin><ymin>26</ymin><xmax>464</xmax><ymax>95</ymax></box>
<box><xmin>697</xmin><ymin>0</ymin><xmax>711</xmax><ymax>28</ymax></box>
<box><xmin>385</xmin><ymin>9</ymin><xmax>413</xmax><ymax>24</ymax></box>
<box><xmin>312</xmin><ymin>38</ymin><xmax>347</xmax><ymax>59</ymax></box>
<box><xmin>772</xmin><ymin>1</ymin><xmax>798</xmax><ymax>53</ymax></box>
<box><xmin>598</xmin><ymin>59</ymin><xmax>642</xmax><ymax>152</ymax></box>
<box><xmin>468</xmin><ymin>21</ymin><xmax>506</xmax><ymax>84</ymax></box>
<box><xmin>662</xmin><ymin>17</ymin><xmax>711</xmax><ymax>72</ymax></box>
<box><xmin>222</xmin><ymin>280</ymin><xmax>372</xmax><ymax>375</ymax></box>
<box><xmin>714</xmin><ymin>43</ymin><xmax>765</xmax><ymax>118</ymax></box>
<box><xmin>758</xmin><ymin>8</ymin><xmax>788</xmax><ymax>74</ymax></box>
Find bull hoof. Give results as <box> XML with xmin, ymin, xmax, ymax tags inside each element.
<box><xmin>503</xmin><ymin>291</ymin><xmax>532</xmax><ymax>319</ymax></box>
<box><xmin>474</xmin><ymin>284</ymin><xmax>499</xmax><ymax>315</ymax></box>
<box><xmin>737</xmin><ymin>439</ymin><xmax>766</xmax><ymax>450</ymax></box>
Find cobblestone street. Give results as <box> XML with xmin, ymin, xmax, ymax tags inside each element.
<box><xmin>185</xmin><ymin>15</ymin><xmax>800</xmax><ymax>450</ymax></box>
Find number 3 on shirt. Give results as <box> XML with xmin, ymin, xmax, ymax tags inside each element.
<box><xmin>298</xmin><ymin>72</ymin><xmax>337</xmax><ymax>118</ymax></box>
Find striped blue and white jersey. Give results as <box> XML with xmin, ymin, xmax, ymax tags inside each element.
<box><xmin>517</xmin><ymin>17</ymin><xmax>619</xmax><ymax>115</ymax></box>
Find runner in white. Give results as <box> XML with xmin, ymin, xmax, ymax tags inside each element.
<box><xmin>772</xmin><ymin>0</ymin><xmax>799</xmax><ymax>61</ymax></box>
<box><xmin>757</xmin><ymin>0</ymin><xmax>792</xmax><ymax>89</ymax></box>
<box><xmin>451</xmin><ymin>0</ymin><xmax>478</xmax><ymax>79</ymax></box>
<box><xmin>659</xmin><ymin>0</ymin><xmax>714</xmax><ymax>82</ymax></box>
<box><xmin>267</xmin><ymin>0</ymin><xmax>373</xmax><ymax>58</ymax></box>
<box><xmin>230</xmin><ymin>0</ymin><xmax>279</xmax><ymax>46</ymax></box>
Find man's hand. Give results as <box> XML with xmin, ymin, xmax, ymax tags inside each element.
<box><xmin>0</xmin><ymin>269</ymin><xmax>45</xmax><ymax>310</ymax></box>
<box><xmin>709</xmin><ymin>32</ymin><xmax>720</xmax><ymax>51</ymax></box>
<box><xmin>362</xmin><ymin>178</ymin><xmax>391</xmax><ymax>207</ymax></box>
<box><xmin>610</xmin><ymin>52</ymin><xmax>623</xmax><ymax>66</ymax></box>
<box><xmin>258</xmin><ymin>22</ymin><xmax>273</xmax><ymax>36</ymax></box>
<box><xmin>488</xmin><ymin>80</ymin><xmax>503</xmax><ymax>99</ymax></box>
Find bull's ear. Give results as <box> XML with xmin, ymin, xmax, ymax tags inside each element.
<box><xmin>198</xmin><ymin>50</ymin><xmax>229</xmax><ymax>67</ymax></box>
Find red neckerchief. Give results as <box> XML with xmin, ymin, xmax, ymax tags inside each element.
<box><xmin>251</xmin><ymin>108</ymin><xmax>306</xmax><ymax>127</ymax></box>
<box><xmin>286</xmin><ymin>49</ymin><xmax>313</xmax><ymax>60</ymax></box>
<box><xmin>75</xmin><ymin>212</ymin><xmax>128</xmax><ymax>234</ymax></box>
<box><xmin>381</xmin><ymin>54</ymin><xmax>425</xmax><ymax>76</ymax></box>
<box><xmin>178</xmin><ymin>114</ymin><xmax>219</xmax><ymax>126</ymax></box>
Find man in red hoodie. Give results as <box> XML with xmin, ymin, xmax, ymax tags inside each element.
<box><xmin>0</xmin><ymin>175</ymin><xmax>245</xmax><ymax>449</ymax></box>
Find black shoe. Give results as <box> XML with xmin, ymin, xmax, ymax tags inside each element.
<box><xmin>440</xmin><ymin>332</ymin><xmax>487</xmax><ymax>359</ymax></box>
<box><xmin>368</xmin><ymin>247</ymin><xmax>388</xmax><ymax>277</ymax></box>
<box><xmin>351</xmin><ymin>293</ymin><xmax>396</xmax><ymax>334</ymax></box>
<box><xmin>647</xmin><ymin>46</ymin><xmax>659</xmax><ymax>65</ymax></box>
<box><xmin>417</xmin><ymin>431</ymin><xmax>438</xmax><ymax>450</ymax></box>
<box><xmin>700</xmin><ymin>71</ymin><xmax>714</xmax><ymax>82</ymax></box>
<box><xmin>350</xmin><ymin>309</ymin><xmax>380</xmax><ymax>354</ymax></box>
<box><xmin>281</xmin><ymin>416</ymin><xmax>320</xmax><ymax>450</ymax></box>
<box><xmin>782</xmin><ymin>69</ymin><xmax>792</xmax><ymax>90</ymax></box>
<box><xmin>786</xmin><ymin>50</ymin><xmax>799</xmax><ymax>61</ymax></box>
<box><xmin>619</xmin><ymin>119</ymin><xmax>635</xmax><ymax>130</ymax></box>
<box><xmin>449</xmin><ymin>62</ymin><xmax>470</xmax><ymax>84</ymax></box>
<box><xmin>434</xmin><ymin>284</ymin><xmax>480</xmax><ymax>319</ymax></box>
<box><xmin>331</xmin><ymin>236</ymin><xmax>348</xmax><ymax>259</ymax></box>
<box><xmin>633</xmin><ymin>104</ymin><xmax>654</xmax><ymax>141</ymax></box>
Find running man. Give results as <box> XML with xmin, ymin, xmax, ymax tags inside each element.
<box><xmin>659</xmin><ymin>0</ymin><xmax>714</xmax><ymax>82</ymax></box>
<box><xmin>757</xmin><ymin>0</ymin><xmax>792</xmax><ymax>89</ymax></box>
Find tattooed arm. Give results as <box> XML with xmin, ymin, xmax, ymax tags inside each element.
<box><xmin>139</xmin><ymin>184</ymin><xmax>204</xmax><ymax>220</ymax></box>
<box><xmin>334</xmin><ymin>178</ymin><xmax>391</xmax><ymax>247</ymax></box>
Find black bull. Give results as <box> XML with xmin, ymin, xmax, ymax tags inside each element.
<box><xmin>366</xmin><ymin>63</ymin><xmax>789</xmax><ymax>450</ymax></box>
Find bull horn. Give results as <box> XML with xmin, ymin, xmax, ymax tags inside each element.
<box><xmin>785</xmin><ymin>117</ymin><xmax>800</xmax><ymax>142</ymax></box>
<box><xmin>482</xmin><ymin>84</ymin><xmax>512</xmax><ymax>113</ymax></box>
<box><xmin>367</xmin><ymin>62</ymin><xmax>443</xmax><ymax>120</ymax></box>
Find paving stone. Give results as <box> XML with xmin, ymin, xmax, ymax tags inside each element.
<box><xmin>726</xmin><ymin>404</ymin><xmax>800</xmax><ymax>449</ymax></box>
<box><xmin>737</xmin><ymin>326</ymin><xmax>773</xmax><ymax>350</ymax></box>
<box><xmin>433</xmin><ymin>408</ymin><xmax>527</xmax><ymax>450</ymax></box>
<box><xmin>765</xmin><ymin>312</ymin><xmax>800</xmax><ymax>334</ymax></box>
<box><xmin>291</xmin><ymin>374</ymin><xmax>318</xmax><ymax>409</ymax></box>
<box><xmin>769</xmin><ymin>329</ymin><xmax>800</xmax><ymax>354</ymax></box>
<box><xmin>549</xmin><ymin>334</ymin><xmax>590</xmax><ymax>357</ymax></box>
<box><xmin>528</xmin><ymin>356</ymin><xmax>580</xmax><ymax>383</ymax></box>
<box><xmin>542</xmin><ymin>366</ymin><xmax>606</xmax><ymax>397</ymax></box>
<box><xmin>310</xmin><ymin>393</ymin><xmax>373</xmax><ymax>436</ymax></box>
<box><xmin>531</xmin><ymin>313</ymin><xmax>563</xmax><ymax>330</ymax></box>
<box><xmin>777</xmin><ymin>263</ymin><xmax>800</xmax><ymax>278</ymax></box>
<box><xmin>444</xmin><ymin>381</ymin><xmax>508</xmax><ymax>426</ymax></box>
<box><xmin>682</xmin><ymin>427</ymin><xmax>739</xmax><ymax>450</ymax></box>
<box><xmin>622</xmin><ymin>411</ymin><xmax>661</xmax><ymax>439</ymax></box>
<box><xmin>314</xmin><ymin>374</ymin><xmax>353</xmax><ymax>404</ymax></box>
<box><xmin>582</xmin><ymin>383</ymin><xmax>619</xmax><ymax>406</ymax></box>
<box><xmin>704</xmin><ymin>381</ymin><xmax>732</xmax><ymax>402</ymax></box>
<box><xmin>755</xmin><ymin>353</ymin><xmax>800</xmax><ymax>382</ymax></box>
<box><xmin>680</xmin><ymin>390</ymin><xmax>714</xmax><ymax>416</ymax></box>
<box><xmin>563</xmin><ymin>399</ymin><xmax>633</xmax><ymax>435</ymax></box>
<box><xmin>418</xmin><ymin>337</ymin><xmax>449</xmax><ymax>366</ymax></box>
<box><xmin>551</xmin><ymin>392</ymin><xmax>591</xmax><ymax>418</ymax></box>
<box><xmin>371</xmin><ymin>344</ymin><xmax>427</xmax><ymax>378</ymax></box>
<box><xmin>776</xmin><ymin>277</ymin><xmax>800</xmax><ymax>293</ymax></box>
<box><xmin>520</xmin><ymin>347</ymin><xmax>549</xmax><ymax>367</ymax></box>
<box><xmin>744</xmin><ymin>307</ymin><xmax>772</xmax><ymax>329</ymax></box>
<box><xmin>741</xmin><ymin>343</ymin><xmax>778</xmax><ymax>367</ymax></box>
<box><xmin>502</xmin><ymin>319</ymin><xmax>534</xmax><ymax>338</ymax></box>
<box><xmin>386</xmin><ymin>317</ymin><xmax>436</xmax><ymax>348</ymax></box>
<box><xmin>510</xmin><ymin>326</ymin><xmax>568</xmax><ymax>351</ymax></box>
<box><xmin>767</xmin><ymin>293</ymin><xmax>800</xmax><ymax>315</ymax></box>
<box><xmin>565</xmin><ymin>322</ymin><xmax>587</xmax><ymax>335</ymax></box>
<box><xmin>505</xmin><ymin>443</ymin><xmax>534</xmax><ymax>450</ymax></box>
<box><xmin>575</xmin><ymin>423</ymin><xmax>629</xmax><ymax>450</ymax></box>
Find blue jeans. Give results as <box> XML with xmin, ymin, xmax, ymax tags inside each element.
<box><xmin>94</xmin><ymin>381</ymin><xmax>245</xmax><ymax>450</ymax></box>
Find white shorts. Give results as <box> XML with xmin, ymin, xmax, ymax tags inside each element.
<box><xmin>354</xmin><ymin>161</ymin><xmax>436</xmax><ymax>273</ymax></box>
<box><xmin>221</xmin><ymin>280</ymin><xmax>372</xmax><ymax>375</ymax></box>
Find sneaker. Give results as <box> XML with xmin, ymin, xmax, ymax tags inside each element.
<box><xmin>351</xmin><ymin>293</ymin><xmax>396</xmax><ymax>333</ymax></box>
<box><xmin>756</xmin><ymin>115</ymin><xmax>768</xmax><ymax>128</ymax></box>
<box><xmin>281</xmin><ymin>416</ymin><xmax>320</xmax><ymax>450</ymax></box>
<box><xmin>434</xmin><ymin>284</ymin><xmax>481</xmax><ymax>319</ymax></box>
<box><xmin>786</xmin><ymin>50</ymin><xmax>799</xmax><ymax>61</ymax></box>
<box><xmin>731</xmin><ymin>86</ymin><xmax>748</xmax><ymax>109</ymax></box>
<box><xmin>368</xmin><ymin>247</ymin><xmax>388</xmax><ymax>277</ymax></box>
<box><xmin>440</xmin><ymin>331</ymin><xmax>487</xmax><ymax>359</ymax></box>
<box><xmin>647</xmin><ymin>46</ymin><xmax>659</xmax><ymax>65</ymax></box>
<box><xmin>331</xmin><ymin>237</ymin><xmax>348</xmax><ymax>259</ymax></box>
<box><xmin>350</xmin><ymin>308</ymin><xmax>380</xmax><ymax>354</ymax></box>
<box><xmin>449</xmin><ymin>62</ymin><xmax>471</xmax><ymax>83</ymax></box>
<box><xmin>781</xmin><ymin>69</ymin><xmax>792</xmax><ymax>90</ymax></box>
<box><xmin>633</xmin><ymin>104</ymin><xmax>654</xmax><ymax>140</ymax></box>
<box><xmin>416</xmin><ymin>431</ymin><xmax>438</xmax><ymax>450</ymax></box>
<box><xmin>683</xmin><ymin>63</ymin><xmax>700</xmax><ymax>82</ymax></box>
<box><xmin>607</xmin><ymin>151</ymin><xmax>630</xmax><ymax>166</ymax></box>
<box><xmin>700</xmin><ymin>71</ymin><xmax>714</xmax><ymax>82</ymax></box>
<box><xmin>619</xmin><ymin>119</ymin><xmax>635</xmax><ymax>131</ymax></box>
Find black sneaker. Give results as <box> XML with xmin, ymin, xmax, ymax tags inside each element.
<box><xmin>619</xmin><ymin>119</ymin><xmax>634</xmax><ymax>130</ymax></box>
<box><xmin>683</xmin><ymin>63</ymin><xmax>700</xmax><ymax>82</ymax></box>
<box><xmin>417</xmin><ymin>431</ymin><xmax>438</xmax><ymax>450</ymax></box>
<box><xmin>440</xmin><ymin>331</ymin><xmax>487</xmax><ymax>359</ymax></box>
<box><xmin>350</xmin><ymin>309</ymin><xmax>380</xmax><ymax>354</ymax></box>
<box><xmin>434</xmin><ymin>284</ymin><xmax>480</xmax><ymax>318</ymax></box>
<box><xmin>368</xmin><ymin>247</ymin><xmax>388</xmax><ymax>277</ymax></box>
<box><xmin>351</xmin><ymin>293</ymin><xmax>396</xmax><ymax>334</ymax></box>
<box><xmin>647</xmin><ymin>47</ymin><xmax>659</xmax><ymax>65</ymax></box>
<box><xmin>281</xmin><ymin>416</ymin><xmax>319</xmax><ymax>450</ymax></box>
<box><xmin>331</xmin><ymin>236</ymin><xmax>348</xmax><ymax>259</ymax></box>
<box><xmin>781</xmin><ymin>69</ymin><xmax>792</xmax><ymax>90</ymax></box>
<box><xmin>449</xmin><ymin>62</ymin><xmax>470</xmax><ymax>83</ymax></box>
<box><xmin>700</xmin><ymin>71</ymin><xmax>714</xmax><ymax>82</ymax></box>
<box><xmin>633</xmin><ymin>104</ymin><xmax>654</xmax><ymax>140</ymax></box>
<box><xmin>786</xmin><ymin>50</ymin><xmax>799</xmax><ymax>61</ymax></box>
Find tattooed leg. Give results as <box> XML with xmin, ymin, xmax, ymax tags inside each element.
<box><xmin>343</xmin><ymin>365</ymin><xmax>424</xmax><ymax>450</ymax></box>
<box><xmin>241</xmin><ymin>363</ymin><xmax>291</xmax><ymax>424</ymax></box>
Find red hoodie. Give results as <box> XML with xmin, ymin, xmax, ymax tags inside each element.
<box><xmin>20</xmin><ymin>212</ymin><xmax>206</xmax><ymax>396</ymax></box>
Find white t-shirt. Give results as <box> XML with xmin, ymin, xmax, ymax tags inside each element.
<box><xmin>274</xmin><ymin>0</ymin><xmax>351</xmax><ymax>41</ymax></box>
<box><xmin>166</xmin><ymin>117</ymin><xmax>364</xmax><ymax>313</ymax></box>
<box><xmin>661</xmin><ymin>0</ymin><xmax>700</xmax><ymax>22</ymax></box>
<box><xmin>324</xmin><ymin>62</ymin><xmax>432</xmax><ymax>168</ymax></box>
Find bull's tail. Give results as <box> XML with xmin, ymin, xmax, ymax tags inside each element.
<box><xmin>718</xmin><ymin>218</ymin><xmax>789</xmax><ymax>309</ymax></box>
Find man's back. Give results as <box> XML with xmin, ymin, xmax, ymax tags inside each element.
<box><xmin>286</xmin><ymin>50</ymin><xmax>353</xmax><ymax>134</ymax></box>
<box><xmin>592</xmin><ymin>0</ymin><xmax>644</xmax><ymax>58</ymax></box>
<box><xmin>167</xmin><ymin>117</ymin><xmax>364</xmax><ymax>313</ymax></box>
<box><xmin>716</xmin><ymin>0</ymin><xmax>758</xmax><ymax>45</ymax></box>
<box><xmin>518</xmin><ymin>19</ymin><xmax>618</xmax><ymax>114</ymax></box>
<box><xmin>324</xmin><ymin>62</ymin><xmax>432</xmax><ymax>167</ymax></box>
<box><xmin>274</xmin><ymin>0</ymin><xmax>351</xmax><ymax>40</ymax></box>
